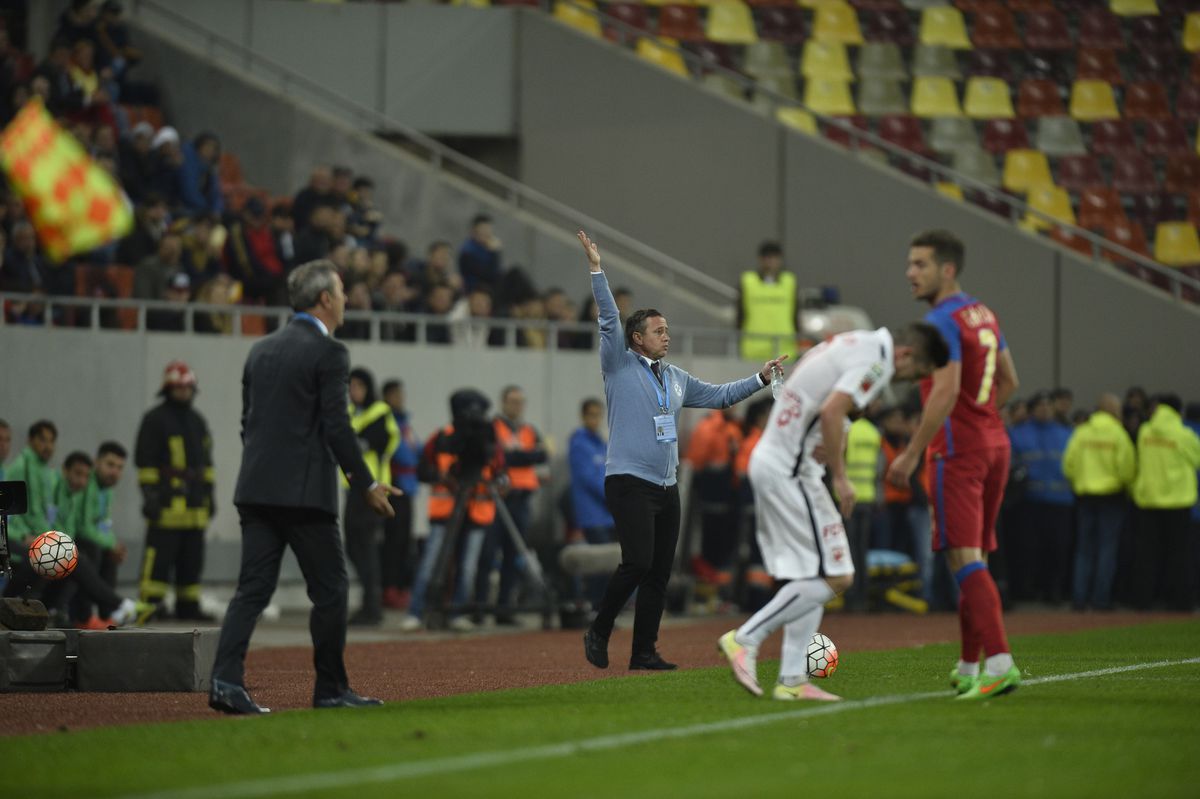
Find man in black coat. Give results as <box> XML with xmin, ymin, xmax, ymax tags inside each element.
<box><xmin>209</xmin><ymin>259</ymin><xmax>401</xmax><ymax>715</ymax></box>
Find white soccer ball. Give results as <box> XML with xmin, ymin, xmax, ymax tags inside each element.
<box><xmin>807</xmin><ymin>632</ymin><xmax>839</xmax><ymax>678</ymax></box>
<box><xmin>28</xmin><ymin>530</ymin><xmax>78</xmax><ymax>580</ymax></box>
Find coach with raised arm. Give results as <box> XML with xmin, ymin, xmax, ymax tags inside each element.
<box><xmin>577</xmin><ymin>231</ymin><xmax>786</xmax><ymax>671</ymax></box>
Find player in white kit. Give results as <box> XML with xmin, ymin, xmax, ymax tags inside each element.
<box><xmin>719</xmin><ymin>323</ymin><xmax>949</xmax><ymax>700</ymax></box>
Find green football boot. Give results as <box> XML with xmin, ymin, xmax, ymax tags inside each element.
<box><xmin>956</xmin><ymin>665</ymin><xmax>1021</xmax><ymax>701</ymax></box>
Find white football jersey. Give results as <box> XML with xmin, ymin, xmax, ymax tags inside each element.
<box><xmin>752</xmin><ymin>328</ymin><xmax>895</xmax><ymax>478</ymax></box>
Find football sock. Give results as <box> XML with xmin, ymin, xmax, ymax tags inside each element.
<box><xmin>779</xmin><ymin>605</ymin><xmax>823</xmax><ymax>685</ymax></box>
<box><xmin>985</xmin><ymin>653</ymin><xmax>1015</xmax><ymax>677</ymax></box>
<box><xmin>957</xmin><ymin>660</ymin><xmax>980</xmax><ymax>677</ymax></box>
<box><xmin>954</xmin><ymin>562</ymin><xmax>984</xmax><ymax>664</ymax></box>
<box><xmin>955</xmin><ymin>562</ymin><xmax>1011</xmax><ymax>662</ymax></box>
<box><xmin>736</xmin><ymin>578</ymin><xmax>834</xmax><ymax>650</ymax></box>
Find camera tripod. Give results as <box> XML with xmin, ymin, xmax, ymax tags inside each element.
<box><xmin>0</xmin><ymin>480</ymin><xmax>50</xmax><ymax>631</ymax></box>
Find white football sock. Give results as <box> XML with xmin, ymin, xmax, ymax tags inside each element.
<box><xmin>985</xmin><ymin>653</ymin><xmax>1014</xmax><ymax>677</ymax></box>
<box><xmin>957</xmin><ymin>660</ymin><xmax>980</xmax><ymax>677</ymax></box>
<box><xmin>778</xmin><ymin>605</ymin><xmax>824</xmax><ymax>685</ymax></box>
<box><xmin>736</xmin><ymin>578</ymin><xmax>834</xmax><ymax>649</ymax></box>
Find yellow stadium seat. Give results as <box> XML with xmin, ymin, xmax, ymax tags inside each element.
<box><xmin>1069</xmin><ymin>80</ymin><xmax>1120</xmax><ymax>121</ymax></box>
<box><xmin>553</xmin><ymin>0</ymin><xmax>601</xmax><ymax>37</ymax></box>
<box><xmin>1154</xmin><ymin>222</ymin><xmax>1200</xmax><ymax>266</ymax></box>
<box><xmin>935</xmin><ymin>182</ymin><xmax>964</xmax><ymax>202</ymax></box>
<box><xmin>777</xmin><ymin>107</ymin><xmax>818</xmax><ymax>135</ymax></box>
<box><xmin>1003</xmin><ymin>149</ymin><xmax>1054</xmax><ymax>193</ymax></box>
<box><xmin>1185</xmin><ymin>13</ymin><xmax>1200</xmax><ymax>52</ymax></box>
<box><xmin>801</xmin><ymin>41</ymin><xmax>854</xmax><ymax>82</ymax></box>
<box><xmin>636</xmin><ymin>37</ymin><xmax>689</xmax><ymax>78</ymax></box>
<box><xmin>812</xmin><ymin>2</ymin><xmax>864</xmax><ymax>45</ymax></box>
<box><xmin>799</xmin><ymin>0</ymin><xmax>845</xmax><ymax>6</ymax></box>
<box><xmin>1109</xmin><ymin>0</ymin><xmax>1158</xmax><ymax>15</ymax></box>
<box><xmin>804</xmin><ymin>78</ymin><xmax>856</xmax><ymax>115</ymax></box>
<box><xmin>450</xmin><ymin>0</ymin><xmax>490</xmax><ymax>6</ymax></box>
<box><xmin>1022</xmin><ymin>185</ymin><xmax>1075</xmax><ymax>231</ymax></box>
<box><xmin>964</xmin><ymin>77</ymin><xmax>1015</xmax><ymax>119</ymax></box>
<box><xmin>919</xmin><ymin>6</ymin><xmax>972</xmax><ymax>50</ymax></box>
<box><xmin>911</xmin><ymin>76</ymin><xmax>962</xmax><ymax>118</ymax></box>
<box><xmin>706</xmin><ymin>1</ymin><xmax>758</xmax><ymax>45</ymax></box>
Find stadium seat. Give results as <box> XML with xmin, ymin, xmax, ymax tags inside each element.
<box><xmin>1112</xmin><ymin>154</ymin><xmax>1159</xmax><ymax>193</ymax></box>
<box><xmin>861</xmin><ymin>8</ymin><xmax>916</xmax><ymax>45</ymax></box>
<box><xmin>1077</xmin><ymin>187</ymin><xmax>1127</xmax><ymax>228</ymax></box>
<box><xmin>1048</xmin><ymin>226</ymin><xmax>1097</xmax><ymax>258</ymax></box>
<box><xmin>1016</xmin><ymin>79</ymin><xmax>1065</xmax><ymax>117</ymax></box>
<box><xmin>858</xmin><ymin>42</ymin><xmax>908</xmax><ymax>79</ymax></box>
<box><xmin>1056</xmin><ymin>155</ymin><xmax>1105</xmax><ymax>192</ymax></box>
<box><xmin>1102</xmin><ymin>219</ymin><xmax>1151</xmax><ymax>263</ymax></box>
<box><xmin>1188</xmin><ymin>191</ymin><xmax>1200</xmax><ymax>227</ymax></box>
<box><xmin>1191</xmin><ymin>53</ymin><xmax>1200</xmax><ymax>84</ymax></box>
<box><xmin>1130</xmin><ymin>50</ymin><xmax>1175</xmax><ymax>84</ymax></box>
<box><xmin>1035</xmin><ymin>116</ymin><xmax>1087</xmax><ymax>156</ymax></box>
<box><xmin>1109</xmin><ymin>0</ymin><xmax>1160</xmax><ymax>15</ymax></box>
<box><xmin>706</xmin><ymin>1</ymin><xmax>758</xmax><ymax>44</ymax></box>
<box><xmin>1006</xmin><ymin>0</ymin><xmax>1053</xmax><ymax>8</ymax></box>
<box><xmin>755</xmin><ymin>6</ymin><xmax>807</xmax><ymax>44</ymax></box>
<box><xmin>812</xmin><ymin>2</ymin><xmax>864</xmax><ymax>44</ymax></box>
<box><xmin>981</xmin><ymin>118</ymin><xmax>1030</xmax><ymax>153</ymax></box>
<box><xmin>1077</xmin><ymin>9</ymin><xmax>1126</xmax><ymax>50</ymax></box>
<box><xmin>1090</xmin><ymin>119</ymin><xmax>1139</xmax><ymax>156</ymax></box>
<box><xmin>919</xmin><ymin>6</ymin><xmax>971</xmax><ymax>48</ymax></box>
<box><xmin>1129</xmin><ymin>192</ymin><xmax>1180</xmax><ymax>230</ymax></box>
<box><xmin>1127</xmin><ymin>16</ymin><xmax>1176</xmax><ymax>53</ymax></box>
<box><xmin>879</xmin><ymin>114</ymin><xmax>930</xmax><ymax>153</ymax></box>
<box><xmin>1002</xmin><ymin>148</ymin><xmax>1053</xmax><ymax>192</ymax></box>
<box><xmin>1023</xmin><ymin>50</ymin><xmax>1070</xmax><ymax>83</ymax></box>
<box><xmin>1076</xmin><ymin>49</ymin><xmax>1123</xmax><ymax>85</ymax></box>
<box><xmin>911</xmin><ymin>45</ymin><xmax>962</xmax><ymax>78</ymax></box>
<box><xmin>801</xmin><ymin>40</ymin><xmax>854</xmax><ymax>81</ymax></box>
<box><xmin>805</xmin><ymin>78</ymin><xmax>857</xmax><ymax>114</ymax></box>
<box><xmin>1165</xmin><ymin>155</ymin><xmax>1200</xmax><ymax>194</ymax></box>
<box><xmin>953</xmin><ymin>146</ymin><xmax>1001</xmax><ymax>186</ymax></box>
<box><xmin>935</xmin><ymin>181</ymin><xmax>965</xmax><ymax>200</ymax></box>
<box><xmin>603</xmin><ymin>3</ymin><xmax>650</xmax><ymax>41</ymax></box>
<box><xmin>1023</xmin><ymin>9</ymin><xmax>1073</xmax><ymax>50</ymax></box>
<box><xmin>658</xmin><ymin>5</ymin><xmax>706</xmax><ymax>41</ymax></box>
<box><xmin>849</xmin><ymin>0</ymin><xmax>903</xmax><ymax>8</ymax></box>
<box><xmin>971</xmin><ymin>5</ymin><xmax>1022</xmax><ymax>49</ymax></box>
<box><xmin>964</xmin><ymin>77</ymin><xmax>1015</xmax><ymax>118</ymax></box>
<box><xmin>911</xmin><ymin>76</ymin><xmax>963</xmax><ymax>116</ymax></box>
<box><xmin>636</xmin><ymin>37</ymin><xmax>690</xmax><ymax>77</ymax></box>
<box><xmin>953</xmin><ymin>0</ymin><xmax>994</xmax><ymax>9</ymax></box>
<box><xmin>1154</xmin><ymin>222</ymin><xmax>1200</xmax><ymax>266</ymax></box>
<box><xmin>1142</xmin><ymin>120</ymin><xmax>1192</xmax><ymax>157</ymax></box>
<box><xmin>553</xmin><ymin>0</ymin><xmax>603</xmax><ymax>37</ymax></box>
<box><xmin>1175</xmin><ymin>82</ymin><xmax>1200</xmax><ymax>123</ymax></box>
<box><xmin>1123</xmin><ymin>81</ymin><xmax>1172</xmax><ymax>120</ymax></box>
<box><xmin>744</xmin><ymin>42</ymin><xmax>791</xmax><ymax>78</ymax></box>
<box><xmin>966</xmin><ymin>187</ymin><xmax>1014</xmax><ymax>217</ymax></box>
<box><xmin>776</xmin><ymin>106</ymin><xmax>818</xmax><ymax>134</ymax></box>
<box><xmin>929</xmin><ymin>116</ymin><xmax>980</xmax><ymax>152</ymax></box>
<box><xmin>687</xmin><ymin>41</ymin><xmax>738</xmax><ymax>72</ymax></box>
<box><xmin>1069</xmin><ymin>80</ymin><xmax>1120</xmax><ymax>121</ymax></box>
<box><xmin>901</xmin><ymin>0</ymin><xmax>947</xmax><ymax>7</ymax></box>
<box><xmin>821</xmin><ymin>114</ymin><xmax>870</xmax><ymax>147</ymax></box>
<box><xmin>702</xmin><ymin>72</ymin><xmax>746</xmax><ymax>101</ymax></box>
<box><xmin>759</xmin><ymin>73</ymin><xmax>800</xmax><ymax>101</ymax></box>
<box><xmin>966</xmin><ymin>49</ymin><xmax>1014</xmax><ymax>82</ymax></box>
<box><xmin>858</xmin><ymin>78</ymin><xmax>907</xmax><ymax>116</ymax></box>
<box><xmin>1187</xmin><ymin>13</ymin><xmax>1200</xmax><ymax>52</ymax></box>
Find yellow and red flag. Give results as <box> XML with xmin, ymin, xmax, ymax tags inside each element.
<box><xmin>0</xmin><ymin>98</ymin><xmax>133</xmax><ymax>261</ymax></box>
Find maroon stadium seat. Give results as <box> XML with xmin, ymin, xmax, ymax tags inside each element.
<box><xmin>1089</xmin><ymin>120</ymin><xmax>1139</xmax><ymax>157</ymax></box>
<box><xmin>1016</xmin><ymin>79</ymin><xmax>1064</xmax><ymax>117</ymax></box>
<box><xmin>1049</xmin><ymin>227</ymin><xmax>1097</xmax><ymax>258</ymax></box>
<box><xmin>967</xmin><ymin>49</ymin><xmax>1015</xmax><ymax>82</ymax></box>
<box><xmin>821</xmin><ymin>115</ymin><xmax>870</xmax><ymax>149</ymax></box>
<box><xmin>981</xmin><ymin>119</ymin><xmax>1031</xmax><ymax>154</ymax></box>
<box><xmin>1077</xmin><ymin>10</ymin><xmax>1125</xmax><ymax>51</ymax></box>
<box><xmin>1127</xmin><ymin>16</ymin><xmax>1177</xmax><ymax>54</ymax></box>
<box><xmin>603</xmin><ymin>3</ymin><xmax>650</xmax><ymax>41</ymax></box>
<box><xmin>848</xmin><ymin>0</ymin><xmax>902</xmax><ymax>10</ymax></box>
<box><xmin>1128</xmin><ymin>192</ymin><xmax>1180</xmax><ymax>230</ymax></box>
<box><xmin>1005</xmin><ymin>0</ymin><xmax>1053</xmax><ymax>10</ymax></box>
<box><xmin>1130</xmin><ymin>50</ymin><xmax>1177</xmax><ymax>85</ymax></box>
<box><xmin>878</xmin><ymin>115</ymin><xmax>930</xmax><ymax>155</ymax></box>
<box><xmin>966</xmin><ymin>188</ymin><xmax>1016</xmax><ymax>218</ymax></box>
<box><xmin>1165</xmin><ymin>156</ymin><xmax>1200</xmax><ymax>196</ymax></box>
<box><xmin>1175</xmin><ymin>83</ymin><xmax>1200</xmax><ymax>122</ymax></box>
<box><xmin>1022</xmin><ymin>51</ymin><xmax>1069</xmax><ymax>83</ymax></box>
<box><xmin>1102</xmin><ymin>220</ymin><xmax>1151</xmax><ymax>263</ymax></box>
<box><xmin>687</xmin><ymin>42</ymin><xmax>737</xmax><ymax>72</ymax></box>
<box><xmin>1112</xmin><ymin>156</ymin><xmax>1158</xmax><ymax>195</ymax></box>
<box><xmin>1023</xmin><ymin>9</ymin><xmax>1072</xmax><ymax>51</ymax></box>
<box><xmin>1188</xmin><ymin>191</ymin><xmax>1200</xmax><ymax>227</ymax></box>
<box><xmin>755</xmin><ymin>6</ymin><xmax>807</xmax><ymax>44</ymax></box>
<box><xmin>1123</xmin><ymin>81</ymin><xmax>1172</xmax><ymax>121</ymax></box>
<box><xmin>1057</xmin><ymin>155</ymin><xmax>1105</xmax><ymax>192</ymax></box>
<box><xmin>657</xmin><ymin>5</ymin><xmax>706</xmax><ymax>42</ymax></box>
<box><xmin>1159</xmin><ymin>0</ymin><xmax>1200</xmax><ymax>13</ymax></box>
<box><xmin>1075</xmin><ymin>49</ymin><xmax>1123</xmax><ymax>85</ymax></box>
<box><xmin>861</xmin><ymin>9</ymin><xmax>914</xmax><ymax>46</ymax></box>
<box><xmin>971</xmin><ymin>4</ymin><xmax>1022</xmax><ymax>50</ymax></box>
<box><xmin>955</xmin><ymin>0</ymin><xmax>997</xmax><ymax>11</ymax></box>
<box><xmin>1078</xmin><ymin>188</ymin><xmax>1126</xmax><ymax>229</ymax></box>
<box><xmin>1142</xmin><ymin>120</ymin><xmax>1192</xmax><ymax>158</ymax></box>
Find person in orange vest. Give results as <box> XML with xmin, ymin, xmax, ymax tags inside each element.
<box><xmin>685</xmin><ymin>408</ymin><xmax>743</xmax><ymax>583</ymax></box>
<box><xmin>400</xmin><ymin>390</ymin><xmax>506</xmax><ymax>632</ymax></box>
<box><xmin>473</xmin><ymin>386</ymin><xmax>548</xmax><ymax>625</ymax></box>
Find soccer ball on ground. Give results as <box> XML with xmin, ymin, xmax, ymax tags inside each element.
<box><xmin>28</xmin><ymin>531</ymin><xmax>78</xmax><ymax>580</ymax></box>
<box><xmin>807</xmin><ymin>632</ymin><xmax>839</xmax><ymax>678</ymax></box>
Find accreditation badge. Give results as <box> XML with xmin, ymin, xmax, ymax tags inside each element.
<box><xmin>654</xmin><ymin>413</ymin><xmax>677</xmax><ymax>443</ymax></box>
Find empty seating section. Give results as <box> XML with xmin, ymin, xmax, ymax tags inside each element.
<box><xmin>548</xmin><ymin>0</ymin><xmax>1200</xmax><ymax>297</ymax></box>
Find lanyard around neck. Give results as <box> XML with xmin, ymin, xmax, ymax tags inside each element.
<box><xmin>641</xmin><ymin>361</ymin><xmax>670</xmax><ymax>413</ymax></box>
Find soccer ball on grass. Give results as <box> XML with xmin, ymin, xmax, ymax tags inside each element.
<box><xmin>807</xmin><ymin>632</ymin><xmax>839</xmax><ymax>678</ymax></box>
<box><xmin>28</xmin><ymin>531</ymin><xmax>78</xmax><ymax>580</ymax></box>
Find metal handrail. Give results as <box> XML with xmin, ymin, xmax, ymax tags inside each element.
<box><xmin>127</xmin><ymin>0</ymin><xmax>739</xmax><ymax>307</ymax></box>
<box><xmin>563</xmin><ymin>0</ymin><xmax>1200</xmax><ymax>302</ymax></box>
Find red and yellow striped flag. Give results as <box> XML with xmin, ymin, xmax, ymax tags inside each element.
<box><xmin>0</xmin><ymin>98</ymin><xmax>133</xmax><ymax>261</ymax></box>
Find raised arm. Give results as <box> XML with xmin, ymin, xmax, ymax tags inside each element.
<box><xmin>578</xmin><ymin>231</ymin><xmax>623</xmax><ymax>373</ymax></box>
<box><xmin>886</xmin><ymin>361</ymin><xmax>960</xmax><ymax>488</ymax></box>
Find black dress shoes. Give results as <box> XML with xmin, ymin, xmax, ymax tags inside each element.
<box><xmin>209</xmin><ymin>679</ymin><xmax>270</xmax><ymax>714</ymax></box>
<box><xmin>313</xmin><ymin>689</ymin><xmax>384</xmax><ymax>709</ymax></box>
<box><xmin>583</xmin><ymin>628</ymin><xmax>609</xmax><ymax>669</ymax></box>
<box><xmin>629</xmin><ymin>651</ymin><xmax>677</xmax><ymax>671</ymax></box>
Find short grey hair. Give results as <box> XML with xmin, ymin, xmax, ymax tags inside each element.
<box><xmin>288</xmin><ymin>259</ymin><xmax>339</xmax><ymax>312</ymax></box>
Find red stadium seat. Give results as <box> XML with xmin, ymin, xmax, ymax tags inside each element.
<box><xmin>981</xmin><ymin>118</ymin><xmax>1030</xmax><ymax>154</ymax></box>
<box><xmin>1077</xmin><ymin>188</ymin><xmax>1127</xmax><ymax>229</ymax></box>
<box><xmin>860</xmin><ymin>9</ymin><xmax>914</xmax><ymax>46</ymax></box>
<box><xmin>658</xmin><ymin>5</ymin><xmax>706</xmax><ymax>42</ymax></box>
<box><xmin>1023</xmin><ymin>9</ymin><xmax>1072</xmax><ymax>51</ymax></box>
<box><xmin>1128</xmin><ymin>192</ymin><xmax>1180</xmax><ymax>230</ymax></box>
<box><xmin>1016</xmin><ymin>79</ymin><xmax>1064</xmax><ymax>117</ymax></box>
<box><xmin>1077</xmin><ymin>10</ymin><xmax>1125</xmax><ymax>51</ymax></box>
<box><xmin>1165</xmin><ymin>155</ymin><xmax>1200</xmax><ymax>195</ymax></box>
<box><xmin>1022</xmin><ymin>51</ymin><xmax>1069</xmax><ymax>83</ymax></box>
<box><xmin>1112</xmin><ymin>156</ymin><xmax>1158</xmax><ymax>194</ymax></box>
<box><xmin>955</xmin><ymin>0</ymin><xmax>997</xmax><ymax>10</ymax></box>
<box><xmin>1056</xmin><ymin>155</ymin><xmax>1105</xmax><ymax>192</ymax></box>
<box><xmin>1130</xmin><ymin>50</ymin><xmax>1177</xmax><ymax>85</ymax></box>
<box><xmin>1005</xmin><ymin>0</ymin><xmax>1053</xmax><ymax>9</ymax></box>
<box><xmin>1049</xmin><ymin>227</ymin><xmax>1096</xmax><ymax>258</ymax></box>
<box><xmin>1192</xmin><ymin>53</ymin><xmax>1200</xmax><ymax>84</ymax></box>
<box><xmin>1102</xmin><ymin>220</ymin><xmax>1151</xmax><ymax>263</ymax></box>
<box><xmin>1127</xmin><ymin>16</ymin><xmax>1177</xmax><ymax>54</ymax></box>
<box><xmin>848</xmin><ymin>0</ymin><xmax>902</xmax><ymax>10</ymax></box>
<box><xmin>1159</xmin><ymin>0</ymin><xmax>1200</xmax><ymax>13</ymax></box>
<box><xmin>821</xmin><ymin>115</ymin><xmax>870</xmax><ymax>149</ymax></box>
<box><xmin>971</xmin><ymin>5</ymin><xmax>1022</xmax><ymax>49</ymax></box>
<box><xmin>1075</xmin><ymin>49</ymin><xmax>1123</xmax><ymax>85</ymax></box>
<box><xmin>967</xmin><ymin>49</ymin><xmax>1014</xmax><ymax>82</ymax></box>
<box><xmin>755</xmin><ymin>6</ymin><xmax>806</xmax><ymax>44</ymax></box>
<box><xmin>1175</xmin><ymin>83</ymin><xmax>1200</xmax><ymax>122</ymax></box>
<box><xmin>687</xmin><ymin>42</ymin><xmax>737</xmax><ymax>72</ymax></box>
<box><xmin>1188</xmin><ymin>191</ymin><xmax>1200</xmax><ymax>227</ymax></box>
<box><xmin>966</xmin><ymin>188</ymin><xmax>1015</xmax><ymax>218</ymax></box>
<box><xmin>1089</xmin><ymin>120</ymin><xmax>1139</xmax><ymax>157</ymax></box>
<box><xmin>603</xmin><ymin>3</ymin><xmax>650</xmax><ymax>41</ymax></box>
<box><xmin>878</xmin><ymin>114</ymin><xmax>931</xmax><ymax>155</ymax></box>
<box><xmin>1142</xmin><ymin>120</ymin><xmax>1193</xmax><ymax>158</ymax></box>
<box><xmin>1123</xmin><ymin>81</ymin><xmax>1172</xmax><ymax>120</ymax></box>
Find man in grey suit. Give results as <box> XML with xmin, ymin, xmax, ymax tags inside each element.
<box><xmin>210</xmin><ymin>260</ymin><xmax>401</xmax><ymax>714</ymax></box>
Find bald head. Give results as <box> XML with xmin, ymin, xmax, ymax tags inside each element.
<box><xmin>1097</xmin><ymin>393</ymin><xmax>1121</xmax><ymax>418</ymax></box>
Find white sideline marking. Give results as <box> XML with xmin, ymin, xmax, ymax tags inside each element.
<box><xmin>124</xmin><ymin>657</ymin><xmax>1200</xmax><ymax>799</ymax></box>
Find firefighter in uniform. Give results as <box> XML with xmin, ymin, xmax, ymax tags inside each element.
<box><xmin>737</xmin><ymin>241</ymin><xmax>797</xmax><ymax>362</ymax></box>
<box><xmin>135</xmin><ymin>360</ymin><xmax>215</xmax><ymax>620</ymax></box>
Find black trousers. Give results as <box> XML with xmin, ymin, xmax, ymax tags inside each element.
<box><xmin>140</xmin><ymin>525</ymin><xmax>206</xmax><ymax>612</ymax></box>
<box><xmin>1132</xmin><ymin>508</ymin><xmax>1194</xmax><ymax>611</ymax></box>
<box><xmin>70</xmin><ymin>539</ymin><xmax>119</xmax><ymax>621</ymax></box>
<box><xmin>212</xmin><ymin>505</ymin><xmax>350</xmax><ymax>700</ymax></box>
<box><xmin>381</xmin><ymin>494</ymin><xmax>414</xmax><ymax>590</ymax></box>
<box><xmin>590</xmin><ymin>474</ymin><xmax>680</xmax><ymax>655</ymax></box>
<box><xmin>843</xmin><ymin>505</ymin><xmax>872</xmax><ymax>611</ymax></box>
<box><xmin>3</xmin><ymin>549</ymin><xmax>123</xmax><ymax>618</ymax></box>
<box><xmin>344</xmin><ymin>490</ymin><xmax>383</xmax><ymax>618</ymax></box>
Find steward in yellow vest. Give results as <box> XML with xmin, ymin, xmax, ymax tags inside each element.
<box><xmin>846</xmin><ymin>417</ymin><xmax>882</xmax><ymax>504</ymax></box>
<box><xmin>738</xmin><ymin>241</ymin><xmax>797</xmax><ymax>362</ymax></box>
<box><xmin>1062</xmin><ymin>398</ymin><xmax>1135</xmax><ymax>498</ymax></box>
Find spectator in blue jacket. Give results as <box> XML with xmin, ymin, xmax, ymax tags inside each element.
<box><xmin>1008</xmin><ymin>392</ymin><xmax>1075</xmax><ymax>604</ymax></box>
<box><xmin>382</xmin><ymin>379</ymin><xmax>420</xmax><ymax>611</ymax></box>
<box><xmin>569</xmin><ymin>397</ymin><xmax>615</xmax><ymax>606</ymax></box>
<box><xmin>178</xmin><ymin>132</ymin><xmax>223</xmax><ymax>217</ymax></box>
<box><xmin>458</xmin><ymin>214</ymin><xmax>502</xmax><ymax>293</ymax></box>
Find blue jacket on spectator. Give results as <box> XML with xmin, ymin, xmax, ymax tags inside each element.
<box><xmin>458</xmin><ymin>238</ymin><xmax>501</xmax><ymax>292</ymax></box>
<box><xmin>1010</xmin><ymin>419</ymin><xmax>1074</xmax><ymax>505</ymax></box>
<box><xmin>389</xmin><ymin>410</ymin><xmax>420</xmax><ymax>496</ymax></box>
<box><xmin>178</xmin><ymin>141</ymin><xmax>224</xmax><ymax>217</ymax></box>
<box><xmin>569</xmin><ymin>426</ymin><xmax>614</xmax><ymax>530</ymax></box>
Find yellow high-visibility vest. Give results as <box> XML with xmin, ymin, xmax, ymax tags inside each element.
<box><xmin>845</xmin><ymin>418</ymin><xmax>881</xmax><ymax>504</ymax></box>
<box><xmin>740</xmin><ymin>270</ymin><xmax>796</xmax><ymax>362</ymax></box>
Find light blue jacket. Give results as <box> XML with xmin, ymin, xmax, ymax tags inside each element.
<box><xmin>592</xmin><ymin>271</ymin><xmax>763</xmax><ymax>486</ymax></box>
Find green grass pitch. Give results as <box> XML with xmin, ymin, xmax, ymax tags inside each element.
<box><xmin>10</xmin><ymin>620</ymin><xmax>1199</xmax><ymax>799</ymax></box>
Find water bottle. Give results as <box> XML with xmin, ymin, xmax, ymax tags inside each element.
<box><xmin>770</xmin><ymin>364</ymin><xmax>785</xmax><ymax>400</ymax></box>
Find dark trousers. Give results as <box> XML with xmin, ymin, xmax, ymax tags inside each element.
<box><xmin>70</xmin><ymin>539</ymin><xmax>119</xmax><ymax>621</ymax></box>
<box><xmin>844</xmin><ymin>504</ymin><xmax>872</xmax><ymax>611</ymax></box>
<box><xmin>3</xmin><ymin>550</ymin><xmax>122</xmax><ymax>618</ymax></box>
<box><xmin>381</xmin><ymin>494</ymin><xmax>414</xmax><ymax>591</ymax></box>
<box><xmin>212</xmin><ymin>505</ymin><xmax>350</xmax><ymax>700</ymax></box>
<box><xmin>474</xmin><ymin>491</ymin><xmax>533</xmax><ymax>611</ymax></box>
<box><xmin>590</xmin><ymin>475</ymin><xmax>680</xmax><ymax>655</ymax></box>
<box><xmin>140</xmin><ymin>525</ymin><xmax>206</xmax><ymax>612</ymax></box>
<box><xmin>1132</xmin><ymin>508</ymin><xmax>1195</xmax><ymax>611</ymax></box>
<box><xmin>695</xmin><ymin>468</ymin><xmax>736</xmax><ymax>569</ymax></box>
<box><xmin>1017</xmin><ymin>502</ymin><xmax>1073</xmax><ymax>603</ymax></box>
<box><xmin>344</xmin><ymin>491</ymin><xmax>383</xmax><ymax>619</ymax></box>
<box><xmin>1071</xmin><ymin>495</ymin><xmax>1126</xmax><ymax>610</ymax></box>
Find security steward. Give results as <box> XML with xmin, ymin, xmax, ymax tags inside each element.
<box><xmin>843</xmin><ymin>412</ymin><xmax>882</xmax><ymax>610</ymax></box>
<box><xmin>737</xmin><ymin>241</ymin><xmax>797</xmax><ymax>362</ymax></box>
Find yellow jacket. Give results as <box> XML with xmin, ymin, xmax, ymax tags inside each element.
<box><xmin>1062</xmin><ymin>411</ymin><xmax>1135</xmax><ymax>496</ymax></box>
<box><xmin>1132</xmin><ymin>405</ymin><xmax>1200</xmax><ymax>510</ymax></box>
<box><xmin>845</xmin><ymin>418</ymin><xmax>881</xmax><ymax>504</ymax></box>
